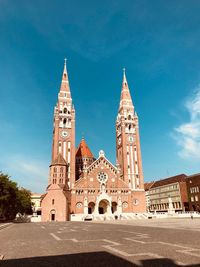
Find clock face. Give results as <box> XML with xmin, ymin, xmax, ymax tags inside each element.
<box><xmin>128</xmin><ymin>135</ymin><xmax>135</xmax><ymax>143</ymax></box>
<box><xmin>61</xmin><ymin>131</ymin><xmax>69</xmax><ymax>138</ymax></box>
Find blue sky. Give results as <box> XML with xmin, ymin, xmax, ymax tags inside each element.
<box><xmin>1</xmin><ymin>0</ymin><xmax>200</xmax><ymax>193</ymax></box>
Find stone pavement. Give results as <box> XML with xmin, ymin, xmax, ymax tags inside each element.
<box><xmin>0</xmin><ymin>219</ymin><xmax>200</xmax><ymax>266</ymax></box>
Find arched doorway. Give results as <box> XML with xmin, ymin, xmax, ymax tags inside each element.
<box><xmin>98</xmin><ymin>200</ymin><xmax>109</xmax><ymax>214</ymax></box>
<box><xmin>50</xmin><ymin>209</ymin><xmax>56</xmax><ymax>221</ymax></box>
<box><xmin>88</xmin><ymin>202</ymin><xmax>95</xmax><ymax>214</ymax></box>
<box><xmin>111</xmin><ymin>202</ymin><xmax>117</xmax><ymax>213</ymax></box>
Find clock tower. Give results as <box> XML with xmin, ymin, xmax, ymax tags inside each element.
<box><xmin>116</xmin><ymin>69</ymin><xmax>144</xmax><ymax>190</ymax></box>
<box><xmin>51</xmin><ymin>59</ymin><xmax>76</xmax><ymax>188</ymax></box>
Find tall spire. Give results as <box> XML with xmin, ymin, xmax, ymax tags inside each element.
<box><xmin>60</xmin><ymin>58</ymin><xmax>70</xmax><ymax>94</ymax></box>
<box><xmin>119</xmin><ymin>68</ymin><xmax>133</xmax><ymax>110</ymax></box>
<box><xmin>123</xmin><ymin>68</ymin><xmax>127</xmax><ymax>84</ymax></box>
<box><xmin>63</xmin><ymin>58</ymin><xmax>67</xmax><ymax>76</ymax></box>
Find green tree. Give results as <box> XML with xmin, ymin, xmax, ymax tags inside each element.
<box><xmin>0</xmin><ymin>172</ymin><xmax>32</xmax><ymax>220</ymax></box>
<box><xmin>17</xmin><ymin>188</ymin><xmax>32</xmax><ymax>215</ymax></box>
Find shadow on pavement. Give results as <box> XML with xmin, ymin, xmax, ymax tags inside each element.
<box><xmin>1</xmin><ymin>252</ymin><xmax>199</xmax><ymax>267</ymax></box>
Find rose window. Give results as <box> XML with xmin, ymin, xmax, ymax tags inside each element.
<box><xmin>97</xmin><ymin>172</ymin><xmax>107</xmax><ymax>183</ymax></box>
<box><xmin>76</xmin><ymin>202</ymin><xmax>83</xmax><ymax>208</ymax></box>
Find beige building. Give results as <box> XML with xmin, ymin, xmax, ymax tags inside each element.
<box><xmin>145</xmin><ymin>174</ymin><xmax>189</xmax><ymax>213</ymax></box>
<box><xmin>31</xmin><ymin>193</ymin><xmax>42</xmax><ymax>215</ymax></box>
<box><xmin>41</xmin><ymin>61</ymin><xmax>146</xmax><ymax>221</ymax></box>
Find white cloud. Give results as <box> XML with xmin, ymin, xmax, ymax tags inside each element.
<box><xmin>174</xmin><ymin>85</ymin><xmax>200</xmax><ymax>160</ymax></box>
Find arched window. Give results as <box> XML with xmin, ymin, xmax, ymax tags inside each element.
<box><xmin>128</xmin><ymin>124</ymin><xmax>131</xmax><ymax>130</ymax></box>
<box><xmin>63</xmin><ymin>108</ymin><xmax>67</xmax><ymax>114</ymax></box>
<box><xmin>54</xmin><ymin>167</ymin><xmax>57</xmax><ymax>173</ymax></box>
<box><xmin>128</xmin><ymin>115</ymin><xmax>131</xmax><ymax>120</ymax></box>
<box><xmin>63</xmin><ymin>118</ymin><xmax>67</xmax><ymax>128</ymax></box>
<box><xmin>60</xmin><ymin>167</ymin><xmax>63</xmax><ymax>173</ymax></box>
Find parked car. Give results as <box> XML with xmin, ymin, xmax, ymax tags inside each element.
<box><xmin>84</xmin><ymin>215</ymin><xmax>93</xmax><ymax>221</ymax></box>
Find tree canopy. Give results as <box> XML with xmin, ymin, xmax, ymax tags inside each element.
<box><xmin>0</xmin><ymin>172</ymin><xmax>32</xmax><ymax>220</ymax></box>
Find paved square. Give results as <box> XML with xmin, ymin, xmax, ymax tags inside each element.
<box><xmin>0</xmin><ymin>219</ymin><xmax>200</xmax><ymax>266</ymax></box>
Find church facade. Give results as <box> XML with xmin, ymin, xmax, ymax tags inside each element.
<box><xmin>41</xmin><ymin>61</ymin><xmax>146</xmax><ymax>222</ymax></box>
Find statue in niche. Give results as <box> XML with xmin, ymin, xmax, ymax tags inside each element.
<box><xmin>118</xmin><ymin>197</ymin><xmax>122</xmax><ymax>207</ymax></box>
<box><xmin>100</xmin><ymin>183</ymin><xmax>106</xmax><ymax>193</ymax></box>
<box><xmin>84</xmin><ymin>197</ymin><xmax>88</xmax><ymax>207</ymax></box>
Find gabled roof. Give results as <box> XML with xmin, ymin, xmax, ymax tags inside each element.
<box><xmin>50</xmin><ymin>154</ymin><xmax>67</xmax><ymax>166</ymax></box>
<box><xmin>76</xmin><ymin>138</ymin><xmax>94</xmax><ymax>158</ymax></box>
<box><xmin>150</xmin><ymin>174</ymin><xmax>187</xmax><ymax>188</ymax></box>
<box><xmin>87</xmin><ymin>152</ymin><xmax>117</xmax><ymax>174</ymax></box>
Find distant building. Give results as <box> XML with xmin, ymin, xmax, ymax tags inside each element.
<box><xmin>31</xmin><ymin>193</ymin><xmax>42</xmax><ymax>215</ymax></box>
<box><xmin>186</xmin><ymin>173</ymin><xmax>200</xmax><ymax>212</ymax></box>
<box><xmin>144</xmin><ymin>182</ymin><xmax>155</xmax><ymax>212</ymax></box>
<box><xmin>145</xmin><ymin>174</ymin><xmax>189</xmax><ymax>212</ymax></box>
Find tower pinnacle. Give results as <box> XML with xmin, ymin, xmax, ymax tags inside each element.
<box><xmin>119</xmin><ymin>68</ymin><xmax>133</xmax><ymax>111</ymax></box>
<box><xmin>123</xmin><ymin>68</ymin><xmax>127</xmax><ymax>84</ymax></box>
<box><xmin>59</xmin><ymin>58</ymin><xmax>71</xmax><ymax>94</ymax></box>
<box><xmin>62</xmin><ymin>58</ymin><xmax>68</xmax><ymax>81</ymax></box>
<box><xmin>64</xmin><ymin>58</ymin><xmax>67</xmax><ymax>74</ymax></box>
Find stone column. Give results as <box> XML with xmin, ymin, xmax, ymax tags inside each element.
<box><xmin>117</xmin><ymin>197</ymin><xmax>122</xmax><ymax>213</ymax></box>
<box><xmin>84</xmin><ymin>197</ymin><xmax>88</xmax><ymax>214</ymax></box>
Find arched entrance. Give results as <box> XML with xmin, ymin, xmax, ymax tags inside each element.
<box><xmin>98</xmin><ymin>200</ymin><xmax>109</xmax><ymax>214</ymax></box>
<box><xmin>88</xmin><ymin>202</ymin><xmax>95</xmax><ymax>214</ymax></box>
<box><xmin>111</xmin><ymin>202</ymin><xmax>117</xmax><ymax>213</ymax></box>
<box><xmin>50</xmin><ymin>209</ymin><xmax>56</xmax><ymax>221</ymax></box>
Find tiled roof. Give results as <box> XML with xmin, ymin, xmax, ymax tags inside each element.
<box><xmin>144</xmin><ymin>182</ymin><xmax>155</xmax><ymax>191</ymax></box>
<box><xmin>76</xmin><ymin>138</ymin><xmax>94</xmax><ymax>158</ymax></box>
<box><xmin>150</xmin><ymin>174</ymin><xmax>187</xmax><ymax>188</ymax></box>
<box><xmin>186</xmin><ymin>173</ymin><xmax>200</xmax><ymax>179</ymax></box>
<box><xmin>51</xmin><ymin>154</ymin><xmax>67</xmax><ymax>166</ymax></box>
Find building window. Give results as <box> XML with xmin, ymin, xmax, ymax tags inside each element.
<box><xmin>52</xmin><ymin>199</ymin><xmax>55</xmax><ymax>205</ymax></box>
<box><xmin>122</xmin><ymin>202</ymin><xmax>128</xmax><ymax>208</ymax></box>
<box><xmin>76</xmin><ymin>202</ymin><xmax>83</xmax><ymax>208</ymax></box>
<box><xmin>191</xmin><ymin>196</ymin><xmax>194</xmax><ymax>202</ymax></box>
<box><xmin>133</xmin><ymin>199</ymin><xmax>139</xmax><ymax>206</ymax></box>
<box><xmin>195</xmin><ymin>195</ymin><xmax>199</xmax><ymax>201</ymax></box>
<box><xmin>54</xmin><ymin>167</ymin><xmax>57</xmax><ymax>173</ymax></box>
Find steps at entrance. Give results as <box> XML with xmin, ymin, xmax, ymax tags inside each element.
<box><xmin>92</xmin><ymin>213</ymin><xmax>148</xmax><ymax>221</ymax></box>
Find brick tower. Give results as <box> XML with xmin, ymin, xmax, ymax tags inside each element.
<box><xmin>41</xmin><ymin>60</ymin><xmax>75</xmax><ymax>221</ymax></box>
<box><xmin>75</xmin><ymin>138</ymin><xmax>95</xmax><ymax>180</ymax></box>
<box><xmin>116</xmin><ymin>69</ymin><xmax>144</xmax><ymax>191</ymax></box>
<box><xmin>51</xmin><ymin>59</ymin><xmax>76</xmax><ymax>188</ymax></box>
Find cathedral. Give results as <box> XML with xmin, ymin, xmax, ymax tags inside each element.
<box><xmin>41</xmin><ymin>60</ymin><xmax>146</xmax><ymax>222</ymax></box>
